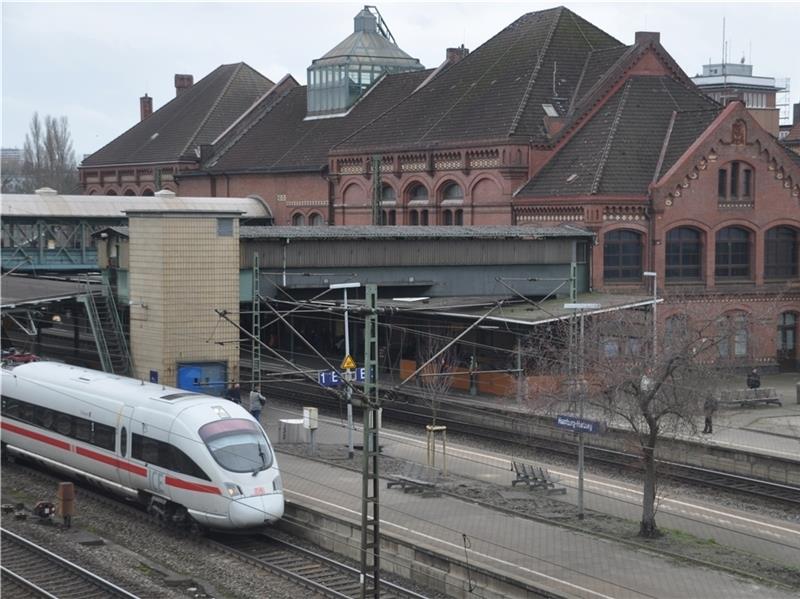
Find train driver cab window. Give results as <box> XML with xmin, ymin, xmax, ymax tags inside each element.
<box><xmin>120</xmin><ymin>427</ymin><xmax>127</xmax><ymax>456</ymax></box>
<box><xmin>199</xmin><ymin>419</ymin><xmax>273</xmax><ymax>474</ymax></box>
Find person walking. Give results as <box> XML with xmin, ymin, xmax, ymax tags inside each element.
<box><xmin>225</xmin><ymin>383</ymin><xmax>241</xmax><ymax>404</ymax></box>
<box><xmin>702</xmin><ymin>395</ymin><xmax>717</xmax><ymax>434</ymax></box>
<box><xmin>746</xmin><ymin>368</ymin><xmax>761</xmax><ymax>390</ymax></box>
<box><xmin>247</xmin><ymin>385</ymin><xmax>266</xmax><ymax>421</ymax></box>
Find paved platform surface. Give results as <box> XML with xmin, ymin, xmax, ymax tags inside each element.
<box><xmin>263</xmin><ymin>411</ymin><xmax>799</xmax><ymax>599</ymax></box>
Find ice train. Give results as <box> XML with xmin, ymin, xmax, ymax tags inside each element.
<box><xmin>1</xmin><ymin>361</ymin><xmax>284</xmax><ymax>530</ymax></box>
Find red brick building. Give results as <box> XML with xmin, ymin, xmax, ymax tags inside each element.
<box><xmin>83</xmin><ymin>6</ymin><xmax>800</xmax><ymax>369</ymax></box>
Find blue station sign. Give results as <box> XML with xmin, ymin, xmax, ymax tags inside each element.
<box><xmin>318</xmin><ymin>368</ymin><xmax>367</xmax><ymax>387</ymax></box>
<box><xmin>555</xmin><ymin>415</ymin><xmax>606</xmax><ymax>434</ymax></box>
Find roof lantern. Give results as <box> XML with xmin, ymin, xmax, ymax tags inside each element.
<box><xmin>306</xmin><ymin>5</ymin><xmax>424</xmax><ymax>117</ymax></box>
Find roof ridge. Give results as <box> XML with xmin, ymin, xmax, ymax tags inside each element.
<box><xmin>653</xmin><ymin>110</ymin><xmax>677</xmax><ymax>183</ymax></box>
<box><xmin>590</xmin><ymin>78</ymin><xmax>631</xmax><ymax>194</ymax></box>
<box><xmin>206</xmin><ymin>78</ymin><xmax>298</xmax><ymax>169</ymax></box>
<box><xmin>507</xmin><ymin>8</ymin><xmax>562</xmax><ymax>136</ymax></box>
<box><xmin>179</xmin><ymin>63</ymin><xmax>246</xmax><ymax>158</ymax></box>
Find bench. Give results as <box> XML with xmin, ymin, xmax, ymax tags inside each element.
<box><xmin>387</xmin><ymin>462</ymin><xmax>441</xmax><ymax>497</ymax></box>
<box><xmin>717</xmin><ymin>388</ymin><xmax>782</xmax><ymax>408</ymax></box>
<box><xmin>511</xmin><ymin>461</ymin><xmax>567</xmax><ymax>495</ymax></box>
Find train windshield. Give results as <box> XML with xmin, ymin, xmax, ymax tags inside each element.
<box><xmin>199</xmin><ymin>419</ymin><xmax>273</xmax><ymax>474</ymax></box>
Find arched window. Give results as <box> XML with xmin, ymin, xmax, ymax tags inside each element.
<box><xmin>442</xmin><ymin>182</ymin><xmax>463</xmax><ymax>201</ymax></box>
<box><xmin>409</xmin><ymin>210</ymin><xmax>419</xmax><ymax>225</ymax></box>
<box><xmin>387</xmin><ymin>210</ymin><xmax>396</xmax><ymax>225</ymax></box>
<box><xmin>420</xmin><ymin>210</ymin><xmax>429</xmax><ymax>225</ymax></box>
<box><xmin>603</xmin><ymin>230</ymin><xmax>642</xmax><ymax>281</ymax></box>
<box><xmin>408</xmin><ymin>184</ymin><xmax>428</xmax><ymax>203</ymax></box>
<box><xmin>718</xmin><ymin>161</ymin><xmax>753</xmax><ymax>204</ymax></box>
<box><xmin>123</xmin><ymin>189</ymin><xmax>136</xmax><ymax>196</ymax></box>
<box><xmin>142</xmin><ymin>188</ymin><xmax>154</xmax><ymax>196</ymax></box>
<box><xmin>381</xmin><ymin>184</ymin><xmax>396</xmax><ymax>203</ymax></box>
<box><xmin>765</xmin><ymin>226</ymin><xmax>798</xmax><ymax>278</ymax></box>
<box><xmin>442</xmin><ymin>210</ymin><xmax>453</xmax><ymax>225</ymax></box>
<box><xmin>308</xmin><ymin>212</ymin><xmax>324</xmax><ymax>226</ymax></box>
<box><xmin>715</xmin><ymin>227</ymin><xmax>751</xmax><ymax>279</ymax></box>
<box><xmin>292</xmin><ymin>213</ymin><xmax>305</xmax><ymax>226</ymax></box>
<box><xmin>454</xmin><ymin>209</ymin><xmax>464</xmax><ymax>226</ymax></box>
<box><xmin>665</xmin><ymin>227</ymin><xmax>702</xmax><ymax>280</ymax></box>
<box><xmin>717</xmin><ymin>312</ymin><xmax>749</xmax><ymax>359</ymax></box>
<box><xmin>106</xmin><ymin>189</ymin><xmax>118</xmax><ymax>196</ymax></box>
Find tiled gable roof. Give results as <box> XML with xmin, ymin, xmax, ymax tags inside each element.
<box><xmin>517</xmin><ymin>76</ymin><xmax>719</xmax><ymax>197</ymax></box>
<box><xmin>204</xmin><ymin>69</ymin><xmax>431</xmax><ymax>173</ymax></box>
<box><xmin>656</xmin><ymin>108</ymin><xmax>721</xmax><ymax>179</ymax></box>
<box><xmin>332</xmin><ymin>6</ymin><xmax>622</xmax><ymax>153</ymax></box>
<box><xmin>81</xmin><ymin>63</ymin><xmax>273</xmax><ymax>167</ymax></box>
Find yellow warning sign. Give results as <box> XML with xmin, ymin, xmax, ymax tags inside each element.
<box><xmin>341</xmin><ymin>355</ymin><xmax>357</xmax><ymax>370</ymax></box>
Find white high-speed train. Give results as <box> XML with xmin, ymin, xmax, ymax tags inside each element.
<box><xmin>1</xmin><ymin>361</ymin><xmax>284</xmax><ymax>531</ymax></box>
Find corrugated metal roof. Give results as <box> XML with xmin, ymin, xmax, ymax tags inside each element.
<box><xmin>1</xmin><ymin>191</ymin><xmax>272</xmax><ymax>219</ymax></box>
<box><xmin>239</xmin><ymin>225</ymin><xmax>594</xmax><ymax>240</ymax></box>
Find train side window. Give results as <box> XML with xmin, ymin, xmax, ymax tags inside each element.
<box><xmin>36</xmin><ymin>407</ymin><xmax>55</xmax><ymax>430</ymax></box>
<box><xmin>120</xmin><ymin>427</ymin><xmax>127</xmax><ymax>457</ymax></box>
<box><xmin>94</xmin><ymin>423</ymin><xmax>115</xmax><ymax>451</ymax></box>
<box><xmin>170</xmin><ymin>446</ymin><xmax>211</xmax><ymax>481</ymax></box>
<box><xmin>21</xmin><ymin>402</ymin><xmax>35</xmax><ymax>424</ymax></box>
<box><xmin>1</xmin><ymin>396</ymin><xmax>20</xmax><ymax>419</ymax></box>
<box><xmin>74</xmin><ymin>417</ymin><xmax>92</xmax><ymax>442</ymax></box>
<box><xmin>55</xmin><ymin>413</ymin><xmax>72</xmax><ymax>436</ymax></box>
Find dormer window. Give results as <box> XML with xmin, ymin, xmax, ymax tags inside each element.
<box><xmin>718</xmin><ymin>161</ymin><xmax>753</xmax><ymax>205</ymax></box>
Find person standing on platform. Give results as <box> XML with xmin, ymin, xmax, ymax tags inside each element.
<box><xmin>746</xmin><ymin>368</ymin><xmax>761</xmax><ymax>390</ymax></box>
<box><xmin>702</xmin><ymin>396</ymin><xmax>717</xmax><ymax>434</ymax></box>
<box><xmin>248</xmin><ymin>385</ymin><xmax>266</xmax><ymax>422</ymax></box>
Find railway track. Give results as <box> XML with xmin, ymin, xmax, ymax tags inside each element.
<box><xmin>1</xmin><ymin>527</ymin><xmax>140</xmax><ymax>599</ymax></box>
<box><xmin>267</xmin><ymin>377</ymin><xmax>800</xmax><ymax>507</ymax></box>
<box><xmin>209</xmin><ymin>532</ymin><xmax>428</xmax><ymax>599</ymax></box>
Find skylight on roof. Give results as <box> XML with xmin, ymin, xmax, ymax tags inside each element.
<box><xmin>542</xmin><ymin>104</ymin><xmax>559</xmax><ymax>117</ymax></box>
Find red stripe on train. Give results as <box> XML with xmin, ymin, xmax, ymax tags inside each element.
<box><xmin>75</xmin><ymin>446</ymin><xmax>147</xmax><ymax>477</ymax></box>
<box><xmin>2</xmin><ymin>421</ymin><xmax>71</xmax><ymax>450</ymax></box>
<box><xmin>2</xmin><ymin>422</ymin><xmax>216</xmax><ymax>493</ymax></box>
<box><xmin>165</xmin><ymin>476</ymin><xmax>221</xmax><ymax>495</ymax></box>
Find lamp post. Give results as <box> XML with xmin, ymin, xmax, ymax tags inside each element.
<box><xmin>564</xmin><ymin>302</ymin><xmax>601</xmax><ymax>520</ymax></box>
<box><xmin>330</xmin><ymin>282</ymin><xmax>361</xmax><ymax>459</ymax></box>
<box><xmin>643</xmin><ymin>272</ymin><xmax>657</xmax><ymax>360</ymax></box>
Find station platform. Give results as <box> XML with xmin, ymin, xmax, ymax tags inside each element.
<box><xmin>263</xmin><ymin>409</ymin><xmax>798</xmax><ymax>599</ymax></box>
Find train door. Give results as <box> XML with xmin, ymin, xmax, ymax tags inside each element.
<box><xmin>116</xmin><ymin>406</ymin><xmax>135</xmax><ymax>489</ymax></box>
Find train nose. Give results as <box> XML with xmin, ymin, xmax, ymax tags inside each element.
<box><xmin>229</xmin><ymin>493</ymin><xmax>284</xmax><ymax>527</ymax></box>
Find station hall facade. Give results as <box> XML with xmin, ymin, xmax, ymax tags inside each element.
<box><xmin>80</xmin><ymin>6</ymin><xmax>800</xmax><ymax>371</ymax></box>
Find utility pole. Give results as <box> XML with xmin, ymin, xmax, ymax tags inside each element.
<box><xmin>252</xmin><ymin>253</ymin><xmax>261</xmax><ymax>390</ymax></box>
<box><xmin>360</xmin><ymin>284</ymin><xmax>381</xmax><ymax>598</ymax></box>
<box><xmin>330</xmin><ymin>282</ymin><xmax>360</xmax><ymax>459</ymax></box>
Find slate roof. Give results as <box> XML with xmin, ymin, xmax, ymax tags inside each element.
<box><xmin>517</xmin><ymin>76</ymin><xmax>720</xmax><ymax>197</ymax></box>
<box><xmin>81</xmin><ymin>63</ymin><xmax>273</xmax><ymax>167</ymax></box>
<box><xmin>332</xmin><ymin>6</ymin><xmax>623</xmax><ymax>153</ymax></box>
<box><xmin>204</xmin><ymin>69</ymin><xmax>431</xmax><ymax>173</ymax></box>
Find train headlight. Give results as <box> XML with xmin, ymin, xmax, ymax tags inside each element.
<box><xmin>223</xmin><ymin>483</ymin><xmax>244</xmax><ymax>498</ymax></box>
<box><xmin>272</xmin><ymin>475</ymin><xmax>283</xmax><ymax>492</ymax></box>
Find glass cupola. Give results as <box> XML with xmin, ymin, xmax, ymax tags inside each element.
<box><xmin>306</xmin><ymin>6</ymin><xmax>424</xmax><ymax>117</ymax></box>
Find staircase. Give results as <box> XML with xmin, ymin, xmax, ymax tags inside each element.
<box><xmin>80</xmin><ymin>280</ymin><xmax>134</xmax><ymax>376</ymax></box>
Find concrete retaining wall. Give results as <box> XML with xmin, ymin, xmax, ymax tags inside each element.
<box><xmin>279</xmin><ymin>501</ymin><xmax>565</xmax><ymax>599</ymax></box>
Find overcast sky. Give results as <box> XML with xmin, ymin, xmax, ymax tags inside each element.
<box><xmin>2</xmin><ymin>1</ymin><xmax>798</xmax><ymax>159</ymax></box>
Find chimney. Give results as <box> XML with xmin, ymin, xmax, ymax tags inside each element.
<box><xmin>634</xmin><ymin>31</ymin><xmax>660</xmax><ymax>45</ymax></box>
<box><xmin>140</xmin><ymin>94</ymin><xmax>153</xmax><ymax>121</ymax></box>
<box><xmin>174</xmin><ymin>74</ymin><xmax>194</xmax><ymax>96</ymax></box>
<box><xmin>445</xmin><ymin>45</ymin><xmax>469</xmax><ymax>65</ymax></box>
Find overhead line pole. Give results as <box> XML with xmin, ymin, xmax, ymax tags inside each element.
<box><xmin>360</xmin><ymin>284</ymin><xmax>381</xmax><ymax>598</ymax></box>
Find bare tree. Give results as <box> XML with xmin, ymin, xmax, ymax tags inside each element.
<box><xmin>417</xmin><ymin>337</ymin><xmax>459</xmax><ymax>468</ymax></box>
<box><xmin>21</xmin><ymin>112</ymin><xmax>78</xmax><ymax>193</ymax></box>
<box><xmin>577</xmin><ymin>304</ymin><xmax>748</xmax><ymax>537</ymax></box>
<box><xmin>1</xmin><ymin>151</ymin><xmax>25</xmax><ymax>193</ymax></box>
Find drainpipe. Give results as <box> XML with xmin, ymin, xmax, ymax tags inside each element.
<box><xmin>282</xmin><ymin>238</ymin><xmax>290</xmax><ymax>287</ymax></box>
